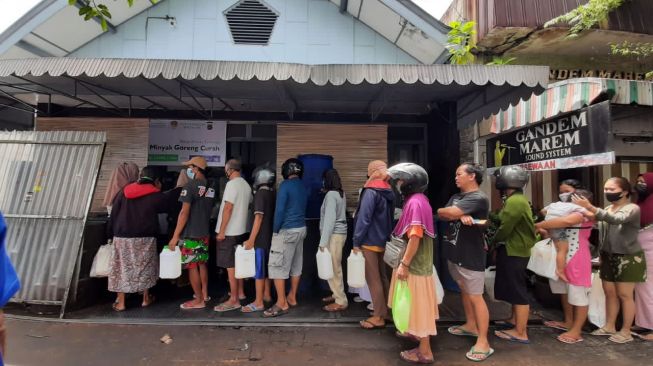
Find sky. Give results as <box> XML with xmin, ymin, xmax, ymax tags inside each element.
<box><xmin>0</xmin><ymin>0</ymin><xmax>455</xmax><ymax>35</ymax></box>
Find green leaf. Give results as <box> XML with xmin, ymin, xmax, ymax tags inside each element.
<box><xmin>127</xmin><ymin>0</ymin><xmax>134</xmax><ymax>6</ymax></box>
<box><xmin>101</xmin><ymin>9</ymin><xmax>112</xmax><ymax>18</ymax></box>
<box><xmin>101</xmin><ymin>18</ymin><xmax>108</xmax><ymax>32</ymax></box>
<box><xmin>68</xmin><ymin>0</ymin><xmax>77</xmax><ymax>5</ymax></box>
<box><xmin>78</xmin><ymin>6</ymin><xmax>91</xmax><ymax>15</ymax></box>
<box><xmin>98</xmin><ymin>4</ymin><xmax>108</xmax><ymax>11</ymax></box>
<box><xmin>84</xmin><ymin>12</ymin><xmax>93</xmax><ymax>21</ymax></box>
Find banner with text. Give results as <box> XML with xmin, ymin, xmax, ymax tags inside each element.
<box><xmin>487</xmin><ymin>101</ymin><xmax>612</xmax><ymax>169</ymax></box>
<box><xmin>148</xmin><ymin>120</ymin><xmax>227</xmax><ymax>167</ymax></box>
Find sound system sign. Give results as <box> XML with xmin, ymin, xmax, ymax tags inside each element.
<box><xmin>487</xmin><ymin>101</ymin><xmax>613</xmax><ymax>171</ymax></box>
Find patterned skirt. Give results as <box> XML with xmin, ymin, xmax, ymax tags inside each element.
<box><xmin>108</xmin><ymin>237</ymin><xmax>158</xmax><ymax>293</ymax></box>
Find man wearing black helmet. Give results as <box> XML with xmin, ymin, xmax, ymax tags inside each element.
<box><xmin>241</xmin><ymin>165</ymin><xmax>276</xmax><ymax>313</ymax></box>
<box><xmin>491</xmin><ymin>166</ymin><xmax>536</xmax><ymax>344</ymax></box>
<box><xmin>264</xmin><ymin>158</ymin><xmax>307</xmax><ymax>317</ymax></box>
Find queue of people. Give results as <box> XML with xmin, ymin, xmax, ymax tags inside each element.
<box><xmin>102</xmin><ymin>156</ymin><xmax>653</xmax><ymax>364</ymax></box>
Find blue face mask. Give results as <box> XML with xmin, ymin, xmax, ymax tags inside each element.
<box><xmin>186</xmin><ymin>168</ymin><xmax>195</xmax><ymax>179</ymax></box>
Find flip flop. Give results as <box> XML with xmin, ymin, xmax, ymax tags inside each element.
<box><xmin>608</xmin><ymin>333</ymin><xmax>634</xmax><ymax>344</ymax></box>
<box><xmin>263</xmin><ymin>304</ymin><xmax>289</xmax><ymax>318</ymax></box>
<box><xmin>632</xmin><ymin>332</ymin><xmax>653</xmax><ymax>341</ymax></box>
<box><xmin>360</xmin><ymin>319</ymin><xmax>385</xmax><ymax>330</ymax></box>
<box><xmin>544</xmin><ymin>320</ymin><xmax>569</xmax><ymax>332</ymax></box>
<box><xmin>494</xmin><ymin>320</ymin><xmax>515</xmax><ymax>329</ymax></box>
<box><xmin>399</xmin><ymin>348</ymin><xmax>434</xmax><ymax>364</ymax></box>
<box><xmin>112</xmin><ymin>303</ymin><xmax>126</xmax><ymax>312</ymax></box>
<box><xmin>193</xmin><ymin>294</ymin><xmax>211</xmax><ymax>302</ymax></box>
<box><xmin>448</xmin><ymin>325</ymin><xmax>479</xmax><ymax>337</ymax></box>
<box><xmin>323</xmin><ymin>303</ymin><xmax>348</xmax><ymax>312</ymax></box>
<box><xmin>591</xmin><ymin>328</ymin><xmax>616</xmax><ymax>336</ymax></box>
<box><xmin>141</xmin><ymin>295</ymin><xmax>156</xmax><ymax>308</ymax></box>
<box><xmin>213</xmin><ymin>302</ymin><xmax>242</xmax><ymax>312</ymax></box>
<box><xmin>494</xmin><ymin>330</ymin><xmax>530</xmax><ymax>344</ymax></box>
<box><xmin>322</xmin><ymin>296</ymin><xmax>335</xmax><ymax>303</ymax></box>
<box><xmin>465</xmin><ymin>346</ymin><xmax>495</xmax><ymax>362</ymax></box>
<box><xmin>180</xmin><ymin>300</ymin><xmax>206</xmax><ymax>310</ymax></box>
<box><xmin>557</xmin><ymin>334</ymin><xmax>584</xmax><ymax>344</ymax></box>
<box><xmin>241</xmin><ymin>302</ymin><xmax>264</xmax><ymax>313</ymax></box>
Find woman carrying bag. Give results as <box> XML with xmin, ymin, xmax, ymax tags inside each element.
<box><xmin>386</xmin><ymin>163</ymin><xmax>438</xmax><ymax>364</ymax></box>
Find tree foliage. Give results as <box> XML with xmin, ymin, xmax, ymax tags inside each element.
<box><xmin>446</xmin><ymin>21</ymin><xmax>477</xmax><ymax>65</ymax></box>
<box><xmin>69</xmin><ymin>0</ymin><xmax>158</xmax><ymax>31</ymax></box>
<box><xmin>544</xmin><ymin>0</ymin><xmax>625</xmax><ymax>38</ymax></box>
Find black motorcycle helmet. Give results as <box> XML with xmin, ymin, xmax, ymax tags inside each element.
<box><xmin>281</xmin><ymin>158</ymin><xmax>304</xmax><ymax>179</ymax></box>
<box><xmin>252</xmin><ymin>164</ymin><xmax>276</xmax><ymax>189</ymax></box>
<box><xmin>387</xmin><ymin>163</ymin><xmax>429</xmax><ymax>197</ymax></box>
<box><xmin>493</xmin><ymin>165</ymin><xmax>529</xmax><ymax>190</ymax></box>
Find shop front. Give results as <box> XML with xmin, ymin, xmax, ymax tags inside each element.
<box><xmin>0</xmin><ymin>58</ymin><xmax>549</xmax><ymax>320</ymax></box>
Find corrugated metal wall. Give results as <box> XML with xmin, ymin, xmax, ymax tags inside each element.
<box><xmin>0</xmin><ymin>131</ymin><xmax>105</xmax><ymax>304</ymax></box>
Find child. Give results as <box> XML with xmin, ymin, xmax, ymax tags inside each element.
<box><xmin>241</xmin><ymin>165</ymin><xmax>276</xmax><ymax>313</ymax></box>
<box><xmin>542</xmin><ymin>189</ymin><xmax>594</xmax><ymax>282</ymax></box>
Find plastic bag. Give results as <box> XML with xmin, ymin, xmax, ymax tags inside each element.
<box><xmin>432</xmin><ymin>265</ymin><xmax>444</xmax><ymax>305</ymax></box>
<box><xmin>484</xmin><ymin>266</ymin><xmax>496</xmax><ymax>301</ymax></box>
<box><xmin>392</xmin><ymin>280</ymin><xmax>412</xmax><ymax>333</ymax></box>
<box><xmin>527</xmin><ymin>239</ymin><xmax>558</xmax><ymax>280</ymax></box>
<box><xmin>90</xmin><ymin>241</ymin><xmax>113</xmax><ymax>278</ymax></box>
<box><xmin>588</xmin><ymin>272</ymin><xmax>606</xmax><ymax>328</ymax></box>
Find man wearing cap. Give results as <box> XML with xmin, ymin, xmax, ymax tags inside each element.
<box><xmin>169</xmin><ymin>156</ymin><xmax>215</xmax><ymax>310</ymax></box>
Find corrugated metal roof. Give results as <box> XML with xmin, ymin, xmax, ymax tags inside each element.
<box><xmin>0</xmin><ymin>131</ymin><xmax>105</xmax><ymax>304</ymax></box>
<box><xmin>0</xmin><ymin>58</ymin><xmax>548</xmax><ymax>87</ymax></box>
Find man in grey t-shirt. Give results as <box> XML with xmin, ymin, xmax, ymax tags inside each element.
<box><xmin>437</xmin><ymin>163</ymin><xmax>493</xmax><ymax>362</ymax></box>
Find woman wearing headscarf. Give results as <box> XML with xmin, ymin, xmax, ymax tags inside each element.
<box><xmin>386</xmin><ymin>163</ymin><xmax>438</xmax><ymax>364</ymax></box>
<box><xmin>354</xmin><ymin>160</ymin><xmax>395</xmax><ymax>329</ymax></box>
<box><xmin>104</xmin><ymin>162</ymin><xmax>140</xmax><ymax>213</ymax></box>
<box><xmin>634</xmin><ymin>172</ymin><xmax>653</xmax><ymax>340</ymax></box>
<box><xmin>107</xmin><ymin>166</ymin><xmax>170</xmax><ymax>311</ymax></box>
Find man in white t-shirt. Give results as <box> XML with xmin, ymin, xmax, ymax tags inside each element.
<box><xmin>214</xmin><ymin>159</ymin><xmax>253</xmax><ymax>312</ymax></box>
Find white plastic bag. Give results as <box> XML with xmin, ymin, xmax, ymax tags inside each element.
<box><xmin>588</xmin><ymin>272</ymin><xmax>606</xmax><ymax>328</ymax></box>
<box><xmin>432</xmin><ymin>265</ymin><xmax>444</xmax><ymax>305</ymax></box>
<box><xmin>527</xmin><ymin>239</ymin><xmax>558</xmax><ymax>280</ymax></box>
<box><xmin>484</xmin><ymin>266</ymin><xmax>496</xmax><ymax>301</ymax></box>
<box><xmin>90</xmin><ymin>241</ymin><xmax>113</xmax><ymax>278</ymax></box>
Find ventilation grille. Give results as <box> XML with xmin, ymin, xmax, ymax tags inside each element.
<box><xmin>225</xmin><ymin>0</ymin><xmax>279</xmax><ymax>45</ymax></box>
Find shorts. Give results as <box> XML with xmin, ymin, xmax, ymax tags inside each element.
<box><xmin>600</xmin><ymin>251</ymin><xmax>647</xmax><ymax>283</ymax></box>
<box><xmin>180</xmin><ymin>237</ymin><xmax>209</xmax><ymax>269</ymax></box>
<box><xmin>268</xmin><ymin>227</ymin><xmax>307</xmax><ymax>280</ymax></box>
<box><xmin>549</xmin><ymin>228</ymin><xmax>569</xmax><ymax>242</ymax></box>
<box><xmin>447</xmin><ymin>261</ymin><xmax>485</xmax><ymax>295</ymax></box>
<box><xmin>494</xmin><ymin>245</ymin><xmax>530</xmax><ymax>305</ymax></box>
<box><xmin>548</xmin><ymin>279</ymin><xmax>591</xmax><ymax>306</ymax></box>
<box><xmin>216</xmin><ymin>235</ymin><xmax>245</xmax><ymax>269</ymax></box>
<box><xmin>255</xmin><ymin>247</ymin><xmax>268</xmax><ymax>280</ymax></box>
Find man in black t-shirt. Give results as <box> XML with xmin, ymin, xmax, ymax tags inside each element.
<box><xmin>437</xmin><ymin>163</ymin><xmax>493</xmax><ymax>362</ymax></box>
<box><xmin>241</xmin><ymin>166</ymin><xmax>276</xmax><ymax>313</ymax></box>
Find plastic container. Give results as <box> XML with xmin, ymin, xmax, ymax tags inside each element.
<box><xmin>316</xmin><ymin>248</ymin><xmax>334</xmax><ymax>280</ymax></box>
<box><xmin>159</xmin><ymin>245</ymin><xmax>181</xmax><ymax>279</ymax></box>
<box><xmin>235</xmin><ymin>245</ymin><xmax>256</xmax><ymax>279</ymax></box>
<box><xmin>298</xmin><ymin>154</ymin><xmax>333</xmax><ymax>219</ymax></box>
<box><xmin>347</xmin><ymin>251</ymin><xmax>366</xmax><ymax>288</ymax></box>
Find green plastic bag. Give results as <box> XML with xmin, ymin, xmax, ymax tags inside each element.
<box><xmin>392</xmin><ymin>280</ymin><xmax>412</xmax><ymax>333</ymax></box>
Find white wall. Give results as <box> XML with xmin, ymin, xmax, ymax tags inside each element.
<box><xmin>72</xmin><ymin>0</ymin><xmax>418</xmax><ymax>65</ymax></box>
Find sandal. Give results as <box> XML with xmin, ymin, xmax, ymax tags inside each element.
<box><xmin>112</xmin><ymin>303</ymin><xmax>126</xmax><ymax>312</ymax></box>
<box><xmin>494</xmin><ymin>320</ymin><xmax>515</xmax><ymax>329</ymax></box>
<box><xmin>465</xmin><ymin>346</ymin><xmax>494</xmax><ymax>362</ymax></box>
<box><xmin>591</xmin><ymin>328</ymin><xmax>616</xmax><ymax>336</ymax></box>
<box><xmin>263</xmin><ymin>304</ymin><xmax>289</xmax><ymax>318</ymax></box>
<box><xmin>544</xmin><ymin>320</ymin><xmax>569</xmax><ymax>332</ymax></box>
<box><xmin>399</xmin><ymin>348</ymin><xmax>434</xmax><ymax>364</ymax></box>
<box><xmin>557</xmin><ymin>334</ymin><xmax>584</xmax><ymax>344</ymax></box>
<box><xmin>360</xmin><ymin>319</ymin><xmax>385</xmax><ymax>330</ymax></box>
<box><xmin>448</xmin><ymin>325</ymin><xmax>478</xmax><ymax>337</ymax></box>
<box><xmin>180</xmin><ymin>300</ymin><xmax>206</xmax><ymax>310</ymax></box>
<box><xmin>494</xmin><ymin>330</ymin><xmax>530</xmax><ymax>344</ymax></box>
<box><xmin>632</xmin><ymin>332</ymin><xmax>653</xmax><ymax>341</ymax></box>
<box><xmin>241</xmin><ymin>303</ymin><xmax>264</xmax><ymax>313</ymax></box>
<box><xmin>323</xmin><ymin>303</ymin><xmax>347</xmax><ymax>312</ymax></box>
<box><xmin>213</xmin><ymin>302</ymin><xmax>242</xmax><ymax>312</ymax></box>
<box><xmin>608</xmin><ymin>333</ymin><xmax>634</xmax><ymax>344</ymax></box>
<box><xmin>193</xmin><ymin>294</ymin><xmax>211</xmax><ymax>302</ymax></box>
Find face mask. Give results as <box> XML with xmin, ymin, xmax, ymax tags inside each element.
<box><xmin>635</xmin><ymin>182</ymin><xmax>648</xmax><ymax>196</ymax></box>
<box><xmin>559</xmin><ymin>192</ymin><xmax>573</xmax><ymax>202</ymax></box>
<box><xmin>605</xmin><ymin>191</ymin><xmax>623</xmax><ymax>203</ymax></box>
<box><xmin>186</xmin><ymin>168</ymin><xmax>195</xmax><ymax>180</ymax></box>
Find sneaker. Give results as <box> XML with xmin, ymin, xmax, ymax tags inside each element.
<box><xmin>353</xmin><ymin>296</ymin><xmax>364</xmax><ymax>303</ymax></box>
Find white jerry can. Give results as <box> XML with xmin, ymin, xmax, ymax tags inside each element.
<box><xmin>347</xmin><ymin>251</ymin><xmax>366</xmax><ymax>288</ymax></box>
<box><xmin>235</xmin><ymin>245</ymin><xmax>256</xmax><ymax>279</ymax></box>
<box><xmin>316</xmin><ymin>248</ymin><xmax>334</xmax><ymax>280</ymax></box>
<box><xmin>159</xmin><ymin>245</ymin><xmax>182</xmax><ymax>279</ymax></box>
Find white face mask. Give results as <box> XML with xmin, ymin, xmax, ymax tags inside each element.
<box><xmin>186</xmin><ymin>168</ymin><xmax>196</xmax><ymax>180</ymax></box>
<box><xmin>559</xmin><ymin>192</ymin><xmax>573</xmax><ymax>202</ymax></box>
